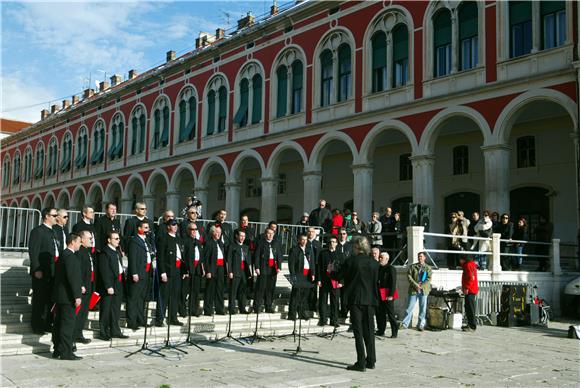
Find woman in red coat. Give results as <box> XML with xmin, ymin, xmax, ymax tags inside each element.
<box><xmin>331</xmin><ymin>209</ymin><xmax>343</xmax><ymax>236</ymax></box>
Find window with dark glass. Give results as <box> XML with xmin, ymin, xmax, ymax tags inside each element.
<box><xmin>178</xmin><ymin>96</ymin><xmax>196</xmax><ymax>142</ymax></box>
<box><xmin>459</xmin><ymin>2</ymin><xmax>478</xmax><ymax>70</ymax></box>
<box><xmin>371</xmin><ymin>31</ymin><xmax>387</xmax><ymax>93</ymax></box>
<box><xmin>320</xmin><ymin>49</ymin><xmax>333</xmax><ymax>106</ymax></box>
<box><xmin>517</xmin><ymin>136</ymin><xmax>536</xmax><ymax>168</ymax></box>
<box><xmin>453</xmin><ymin>145</ymin><xmax>469</xmax><ymax>175</ymax></box>
<box><xmin>337</xmin><ymin>43</ymin><xmax>351</xmax><ymax>102</ymax></box>
<box><xmin>278</xmin><ymin>173</ymin><xmax>287</xmax><ymax>194</ymax></box>
<box><xmin>541</xmin><ymin>1</ymin><xmax>566</xmax><ymax>49</ymax></box>
<box><xmin>34</xmin><ymin>146</ymin><xmax>44</xmax><ymax>180</ymax></box>
<box><xmin>252</xmin><ymin>74</ymin><xmax>262</xmax><ymax>124</ymax></box>
<box><xmin>434</xmin><ymin>9</ymin><xmax>452</xmax><ymax>77</ymax></box>
<box><xmin>75</xmin><ymin>129</ymin><xmax>88</xmax><ymax>168</ymax></box>
<box><xmin>207</xmin><ymin>90</ymin><xmax>216</xmax><ymax>135</ymax></box>
<box><xmin>393</xmin><ymin>24</ymin><xmax>409</xmax><ymax>87</ymax></box>
<box><xmin>510</xmin><ymin>1</ymin><xmax>532</xmax><ymax>57</ymax></box>
<box><xmin>217</xmin><ymin>182</ymin><xmax>226</xmax><ymax>200</ymax></box>
<box><xmin>3</xmin><ymin>159</ymin><xmax>10</xmax><ymax>188</ymax></box>
<box><xmin>245</xmin><ymin>177</ymin><xmax>262</xmax><ymax>198</ymax></box>
<box><xmin>218</xmin><ymin>86</ymin><xmax>227</xmax><ymax>133</ymax></box>
<box><xmin>60</xmin><ymin>135</ymin><xmax>72</xmax><ymax>172</ymax></box>
<box><xmin>90</xmin><ymin>128</ymin><xmax>104</xmax><ymax>165</ymax></box>
<box><xmin>12</xmin><ymin>155</ymin><xmax>20</xmax><ymax>185</ymax></box>
<box><xmin>291</xmin><ymin>60</ymin><xmax>303</xmax><ymax>114</ymax></box>
<box><xmin>24</xmin><ymin>150</ymin><xmax>32</xmax><ymax>182</ymax></box>
<box><xmin>276</xmin><ymin>65</ymin><xmax>288</xmax><ymax>118</ymax></box>
<box><xmin>399</xmin><ymin>153</ymin><xmax>412</xmax><ymax>181</ymax></box>
<box><xmin>234</xmin><ymin>79</ymin><xmax>249</xmax><ymax>127</ymax></box>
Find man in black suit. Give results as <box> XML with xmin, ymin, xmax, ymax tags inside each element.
<box><xmin>126</xmin><ymin>220</ymin><xmax>153</xmax><ymax>330</ymax></box>
<box><xmin>156</xmin><ymin>219</ymin><xmax>184</xmax><ymax>326</ymax></box>
<box><xmin>51</xmin><ymin>233</ymin><xmax>82</xmax><ymax>360</ymax></box>
<box><xmin>376</xmin><ymin>252</ymin><xmax>398</xmax><ymax>338</ymax></box>
<box><xmin>253</xmin><ymin>228</ymin><xmax>282</xmax><ymax>313</ymax></box>
<box><xmin>239</xmin><ymin>215</ymin><xmax>255</xmax><ymax>252</ymax></box>
<box><xmin>53</xmin><ymin>208</ymin><xmax>70</xmax><ymax>254</ymax></box>
<box><xmin>28</xmin><ymin>207</ymin><xmax>59</xmax><ymax>334</ymax></box>
<box><xmin>97</xmin><ymin>231</ymin><xmax>128</xmax><ymax>340</ymax></box>
<box><xmin>309</xmin><ymin>199</ymin><xmax>333</xmax><ymax>233</ymax></box>
<box><xmin>123</xmin><ymin>202</ymin><xmax>156</xmax><ymax>251</ymax></box>
<box><xmin>330</xmin><ymin>236</ymin><xmax>379</xmax><ymax>372</ymax></box>
<box><xmin>205</xmin><ymin>209</ymin><xmax>233</xmax><ymax>250</ymax></box>
<box><xmin>203</xmin><ymin>225</ymin><xmax>227</xmax><ymax>316</ymax></box>
<box><xmin>180</xmin><ymin>206</ymin><xmax>205</xmax><ymax>241</ymax></box>
<box><xmin>337</xmin><ymin>227</ymin><xmax>353</xmax><ymax>318</ymax></box>
<box><xmin>73</xmin><ymin>230</ymin><xmax>95</xmax><ymax>346</ymax></box>
<box><xmin>306</xmin><ymin>227</ymin><xmax>321</xmax><ymax>312</ymax></box>
<box><xmin>182</xmin><ymin>222</ymin><xmax>204</xmax><ymax>317</ymax></box>
<box><xmin>317</xmin><ymin>235</ymin><xmax>341</xmax><ymax>327</ymax></box>
<box><xmin>288</xmin><ymin>234</ymin><xmax>315</xmax><ymax>320</ymax></box>
<box><xmin>227</xmin><ymin>229</ymin><xmax>252</xmax><ymax>314</ymax></box>
<box><xmin>71</xmin><ymin>205</ymin><xmax>96</xmax><ymax>253</ymax></box>
<box><xmin>94</xmin><ymin>202</ymin><xmax>122</xmax><ymax>253</ymax></box>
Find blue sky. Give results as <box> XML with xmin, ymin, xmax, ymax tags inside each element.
<box><xmin>1</xmin><ymin>0</ymin><xmax>277</xmax><ymax>123</ymax></box>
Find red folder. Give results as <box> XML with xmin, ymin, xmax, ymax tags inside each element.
<box><xmin>75</xmin><ymin>303</ymin><xmax>81</xmax><ymax>315</ymax></box>
<box><xmin>379</xmin><ymin>288</ymin><xmax>387</xmax><ymax>301</ymax></box>
<box><xmin>89</xmin><ymin>292</ymin><xmax>101</xmax><ymax>310</ymax></box>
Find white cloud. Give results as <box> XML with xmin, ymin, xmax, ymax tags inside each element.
<box><xmin>0</xmin><ymin>72</ymin><xmax>58</xmax><ymax>123</ymax></box>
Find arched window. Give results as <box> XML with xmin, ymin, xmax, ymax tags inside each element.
<box><xmin>433</xmin><ymin>9</ymin><xmax>452</xmax><ymax>77</ymax></box>
<box><xmin>152</xmin><ymin>98</ymin><xmax>170</xmax><ymax>150</ymax></box>
<box><xmin>90</xmin><ymin>121</ymin><xmax>105</xmax><ymax>165</ymax></box>
<box><xmin>130</xmin><ymin>106</ymin><xmax>146</xmax><ymax>155</ymax></box>
<box><xmin>320</xmin><ymin>49</ymin><xmax>333</xmax><ymax>106</ymax></box>
<box><xmin>108</xmin><ymin>115</ymin><xmax>124</xmax><ymax>160</ymax></box>
<box><xmin>234</xmin><ymin>63</ymin><xmax>263</xmax><ymax>128</ymax></box>
<box><xmin>75</xmin><ymin>127</ymin><xmax>88</xmax><ymax>169</ymax></box>
<box><xmin>371</xmin><ymin>31</ymin><xmax>387</xmax><ymax>92</ymax></box>
<box><xmin>2</xmin><ymin>158</ymin><xmax>10</xmax><ymax>188</ymax></box>
<box><xmin>541</xmin><ymin>1</ymin><xmax>566</xmax><ymax>49</ymax></box>
<box><xmin>509</xmin><ymin>1</ymin><xmax>532</xmax><ymax>58</ymax></box>
<box><xmin>23</xmin><ymin>148</ymin><xmax>32</xmax><ymax>182</ymax></box>
<box><xmin>234</xmin><ymin>78</ymin><xmax>249</xmax><ymax>127</ymax></box>
<box><xmin>205</xmin><ymin>75</ymin><xmax>228</xmax><ymax>136</ymax></box>
<box><xmin>12</xmin><ymin>153</ymin><xmax>20</xmax><ymax>185</ymax></box>
<box><xmin>46</xmin><ymin>138</ymin><xmax>58</xmax><ymax>177</ymax></box>
<box><xmin>274</xmin><ymin>48</ymin><xmax>304</xmax><ymax>118</ymax></box>
<box><xmin>459</xmin><ymin>1</ymin><xmax>478</xmax><ymax>70</ymax></box>
<box><xmin>34</xmin><ymin>143</ymin><xmax>44</xmax><ymax>180</ymax></box>
<box><xmin>276</xmin><ymin>65</ymin><xmax>288</xmax><ymax>117</ymax></box>
<box><xmin>392</xmin><ymin>24</ymin><xmax>409</xmax><ymax>87</ymax></box>
<box><xmin>60</xmin><ymin>133</ymin><xmax>72</xmax><ymax>173</ymax></box>
<box><xmin>337</xmin><ymin>43</ymin><xmax>352</xmax><ymax>102</ymax></box>
<box><xmin>177</xmin><ymin>87</ymin><xmax>197</xmax><ymax>143</ymax></box>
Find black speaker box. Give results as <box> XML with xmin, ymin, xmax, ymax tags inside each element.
<box><xmin>498</xmin><ymin>285</ymin><xmax>529</xmax><ymax>327</ymax></box>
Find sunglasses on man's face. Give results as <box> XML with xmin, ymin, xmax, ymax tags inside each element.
<box><xmin>49</xmin><ymin>214</ymin><xmax>58</xmax><ymax>217</ymax></box>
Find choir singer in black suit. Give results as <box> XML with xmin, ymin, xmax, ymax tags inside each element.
<box><xmin>51</xmin><ymin>233</ymin><xmax>82</xmax><ymax>360</ymax></box>
<box><xmin>288</xmin><ymin>234</ymin><xmax>315</xmax><ymax>320</ymax></box>
<box><xmin>73</xmin><ymin>230</ymin><xmax>95</xmax><ymax>346</ymax></box>
<box><xmin>182</xmin><ymin>222</ymin><xmax>204</xmax><ymax>317</ymax></box>
<box><xmin>94</xmin><ymin>202</ymin><xmax>122</xmax><ymax>253</ymax></box>
<box><xmin>203</xmin><ymin>225</ymin><xmax>227</xmax><ymax>316</ymax></box>
<box><xmin>157</xmin><ymin>219</ymin><xmax>184</xmax><ymax>326</ymax></box>
<box><xmin>317</xmin><ymin>235</ymin><xmax>341</xmax><ymax>327</ymax></box>
<box><xmin>28</xmin><ymin>207</ymin><xmax>59</xmax><ymax>334</ymax></box>
<box><xmin>227</xmin><ymin>229</ymin><xmax>252</xmax><ymax>314</ymax></box>
<box><xmin>126</xmin><ymin>220</ymin><xmax>153</xmax><ymax>330</ymax></box>
<box><xmin>253</xmin><ymin>228</ymin><xmax>282</xmax><ymax>313</ymax></box>
<box><xmin>329</xmin><ymin>236</ymin><xmax>379</xmax><ymax>372</ymax></box>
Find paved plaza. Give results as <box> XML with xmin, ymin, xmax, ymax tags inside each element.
<box><xmin>1</xmin><ymin>320</ymin><xmax>578</xmax><ymax>387</ymax></box>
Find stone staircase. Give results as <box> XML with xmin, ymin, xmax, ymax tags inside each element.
<box><xmin>0</xmin><ymin>253</ymin><xmax>346</xmax><ymax>356</ymax></box>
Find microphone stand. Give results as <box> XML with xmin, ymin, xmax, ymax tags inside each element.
<box><xmin>283</xmin><ymin>275</ymin><xmax>318</xmax><ymax>355</ymax></box>
<box><xmin>184</xmin><ymin>258</ymin><xmax>204</xmax><ymax>351</ymax></box>
<box><xmin>162</xmin><ymin>267</ymin><xmax>188</xmax><ymax>354</ymax></box>
<box><xmin>247</xmin><ymin>267</ymin><xmax>268</xmax><ymax>344</ymax></box>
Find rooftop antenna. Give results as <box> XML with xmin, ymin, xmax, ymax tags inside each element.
<box><xmin>221</xmin><ymin>10</ymin><xmax>231</xmax><ymax>27</ymax></box>
<box><xmin>96</xmin><ymin>69</ymin><xmax>107</xmax><ymax>82</ymax></box>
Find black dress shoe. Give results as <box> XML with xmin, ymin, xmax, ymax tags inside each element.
<box><xmin>76</xmin><ymin>337</ymin><xmax>92</xmax><ymax>344</ymax></box>
<box><xmin>239</xmin><ymin>309</ymin><xmax>249</xmax><ymax>314</ymax></box>
<box><xmin>72</xmin><ymin>344</ymin><xmax>77</xmax><ymax>352</ymax></box>
<box><xmin>52</xmin><ymin>351</ymin><xmax>61</xmax><ymax>359</ymax></box>
<box><xmin>366</xmin><ymin>362</ymin><xmax>375</xmax><ymax>369</ymax></box>
<box><xmin>317</xmin><ymin>321</ymin><xmax>325</xmax><ymax>327</ymax></box>
<box><xmin>97</xmin><ymin>335</ymin><xmax>111</xmax><ymax>341</ymax></box>
<box><xmin>169</xmin><ymin>320</ymin><xmax>184</xmax><ymax>326</ymax></box>
<box><xmin>112</xmin><ymin>334</ymin><xmax>129</xmax><ymax>339</ymax></box>
<box><xmin>33</xmin><ymin>330</ymin><xmax>46</xmax><ymax>335</ymax></box>
<box><xmin>375</xmin><ymin>331</ymin><xmax>385</xmax><ymax>336</ymax></box>
<box><xmin>216</xmin><ymin>311</ymin><xmax>226</xmax><ymax>316</ymax></box>
<box><xmin>154</xmin><ymin>321</ymin><xmax>164</xmax><ymax>327</ymax></box>
<box><xmin>204</xmin><ymin>312</ymin><xmax>214</xmax><ymax>317</ymax></box>
<box><xmin>60</xmin><ymin>354</ymin><xmax>83</xmax><ymax>361</ymax></box>
<box><xmin>346</xmin><ymin>363</ymin><xmax>366</xmax><ymax>372</ymax></box>
<box><xmin>332</xmin><ymin>322</ymin><xmax>340</xmax><ymax>328</ymax></box>
<box><xmin>265</xmin><ymin>308</ymin><xmax>275</xmax><ymax>314</ymax></box>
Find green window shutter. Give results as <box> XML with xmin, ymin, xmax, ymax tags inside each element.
<box><xmin>91</xmin><ymin>132</ymin><xmax>99</xmax><ymax>165</ymax></box>
<box><xmin>153</xmin><ymin>110</ymin><xmax>160</xmax><ymax>149</ymax></box>
<box><xmin>60</xmin><ymin>143</ymin><xmax>68</xmax><ymax>172</ymax></box>
<box><xmin>509</xmin><ymin>1</ymin><xmax>532</xmax><ymax>25</ymax></box>
<box><xmin>218</xmin><ymin>86</ymin><xmax>227</xmax><ymax>132</ymax></box>
<box><xmin>187</xmin><ymin>97</ymin><xmax>196</xmax><ymax>140</ymax></box>
<box><xmin>131</xmin><ymin>117</ymin><xmax>138</xmax><ymax>154</ymax></box>
<box><xmin>434</xmin><ymin>9</ymin><xmax>452</xmax><ymax>47</ymax></box>
<box><xmin>139</xmin><ymin>115</ymin><xmax>146</xmax><ymax>153</ymax></box>
<box><xmin>116</xmin><ymin>122</ymin><xmax>124</xmax><ymax>158</ymax></box>
<box><xmin>108</xmin><ymin>125</ymin><xmax>117</xmax><ymax>159</ymax></box>
<box><xmin>292</xmin><ymin>61</ymin><xmax>303</xmax><ymax>90</ymax></box>
<box><xmin>338</xmin><ymin>44</ymin><xmax>351</xmax><ymax>74</ymax></box>
<box><xmin>207</xmin><ymin>91</ymin><xmax>215</xmax><ymax>135</ymax></box>
<box><xmin>234</xmin><ymin>79</ymin><xmax>249</xmax><ymax>125</ymax></box>
<box><xmin>178</xmin><ymin>100</ymin><xmax>187</xmax><ymax>142</ymax></box>
<box><xmin>252</xmin><ymin>74</ymin><xmax>262</xmax><ymax>124</ymax></box>
<box><xmin>276</xmin><ymin>66</ymin><xmax>288</xmax><ymax>118</ymax></box>
<box><xmin>459</xmin><ymin>2</ymin><xmax>478</xmax><ymax>40</ymax></box>
<box><xmin>372</xmin><ymin>31</ymin><xmax>387</xmax><ymax>69</ymax></box>
<box><xmin>540</xmin><ymin>0</ymin><xmax>564</xmax><ymax>16</ymax></box>
<box><xmin>393</xmin><ymin>24</ymin><xmax>409</xmax><ymax>62</ymax></box>
<box><xmin>160</xmin><ymin>106</ymin><xmax>170</xmax><ymax>146</ymax></box>
<box><xmin>98</xmin><ymin>130</ymin><xmax>105</xmax><ymax>163</ymax></box>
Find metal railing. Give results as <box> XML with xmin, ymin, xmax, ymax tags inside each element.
<box><xmin>0</xmin><ymin>206</ymin><xmax>42</xmax><ymax>251</ymax></box>
<box><xmin>475</xmin><ymin>280</ymin><xmax>533</xmax><ymax>325</ymax></box>
<box><xmin>157</xmin><ymin>216</ymin><xmax>238</xmax><ymax>231</ymax></box>
<box><xmin>68</xmin><ymin>210</ymin><xmax>136</xmax><ymax>231</ymax></box>
<box><xmin>247</xmin><ymin>222</ymin><xmax>323</xmax><ymax>257</ymax></box>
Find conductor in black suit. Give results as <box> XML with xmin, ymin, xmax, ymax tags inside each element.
<box><xmin>227</xmin><ymin>229</ymin><xmax>252</xmax><ymax>314</ymax></box>
<box><xmin>330</xmin><ymin>236</ymin><xmax>379</xmax><ymax>372</ymax></box>
<box><xmin>94</xmin><ymin>202</ymin><xmax>122</xmax><ymax>253</ymax></box>
<box><xmin>253</xmin><ymin>228</ymin><xmax>282</xmax><ymax>313</ymax></box>
<box><xmin>97</xmin><ymin>231</ymin><xmax>128</xmax><ymax>340</ymax></box>
<box><xmin>288</xmin><ymin>234</ymin><xmax>315</xmax><ymax>320</ymax></box>
<box><xmin>51</xmin><ymin>233</ymin><xmax>82</xmax><ymax>360</ymax></box>
<box><xmin>73</xmin><ymin>230</ymin><xmax>95</xmax><ymax>345</ymax></box>
<box><xmin>156</xmin><ymin>219</ymin><xmax>184</xmax><ymax>326</ymax></box>
<box><xmin>203</xmin><ymin>225</ymin><xmax>227</xmax><ymax>316</ymax></box>
<box><xmin>28</xmin><ymin>207</ymin><xmax>59</xmax><ymax>334</ymax></box>
<box><xmin>126</xmin><ymin>220</ymin><xmax>153</xmax><ymax>330</ymax></box>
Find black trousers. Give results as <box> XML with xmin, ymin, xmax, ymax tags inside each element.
<box><xmin>204</xmin><ymin>266</ymin><xmax>224</xmax><ymax>315</ymax></box>
<box><xmin>73</xmin><ymin>284</ymin><xmax>93</xmax><ymax>340</ymax></box>
<box><xmin>159</xmin><ymin>274</ymin><xmax>181</xmax><ymax>322</ymax></box>
<box><xmin>319</xmin><ymin>287</ymin><xmax>340</xmax><ymax>324</ymax></box>
<box><xmin>288</xmin><ymin>282</ymin><xmax>308</xmax><ymax>319</ymax></box>
<box><xmin>99</xmin><ymin>285</ymin><xmax>123</xmax><ymax>337</ymax></box>
<box><xmin>53</xmin><ymin>303</ymin><xmax>76</xmax><ymax>357</ymax></box>
<box><xmin>31</xmin><ymin>275</ymin><xmax>53</xmax><ymax>332</ymax></box>
<box><xmin>126</xmin><ymin>275</ymin><xmax>148</xmax><ymax>327</ymax></box>
<box><xmin>376</xmin><ymin>300</ymin><xmax>398</xmax><ymax>336</ymax></box>
<box><xmin>349</xmin><ymin>304</ymin><xmax>376</xmax><ymax>367</ymax></box>
<box><xmin>339</xmin><ymin>287</ymin><xmax>349</xmax><ymax>318</ymax></box>
<box><xmin>229</xmin><ymin>275</ymin><xmax>248</xmax><ymax>313</ymax></box>
<box><xmin>465</xmin><ymin>293</ymin><xmax>477</xmax><ymax>329</ymax></box>
<box><xmin>254</xmin><ymin>267</ymin><xmax>277</xmax><ymax>310</ymax></box>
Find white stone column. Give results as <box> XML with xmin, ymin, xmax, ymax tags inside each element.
<box><xmin>303</xmin><ymin>170</ymin><xmax>322</xmax><ymax>215</ymax></box>
<box><xmin>194</xmin><ymin>186</ymin><xmax>209</xmax><ymax>219</ymax></box>
<box><xmin>225</xmin><ymin>181</ymin><xmax>241</xmax><ymax>224</ymax></box>
<box><xmin>410</xmin><ymin>154</ymin><xmax>435</xmax><ymax>210</ymax></box>
<box><xmin>531</xmin><ymin>0</ymin><xmax>540</xmax><ymax>53</ymax></box>
<box><xmin>482</xmin><ymin>145</ymin><xmax>511</xmax><ymax>214</ymax></box>
<box><xmin>143</xmin><ymin>195</ymin><xmax>156</xmax><ymax>221</ymax></box>
<box><xmin>406</xmin><ymin>226</ymin><xmax>425</xmax><ymax>264</ymax></box>
<box><xmin>120</xmin><ymin>198</ymin><xmax>133</xmax><ymax>215</ymax></box>
<box><xmin>551</xmin><ymin>238</ymin><xmax>562</xmax><ymax>276</ymax></box>
<box><xmin>490</xmin><ymin>233</ymin><xmax>502</xmax><ymax>280</ymax></box>
<box><xmin>352</xmin><ymin>163</ymin><xmax>373</xmax><ymax>223</ymax></box>
<box><xmin>166</xmin><ymin>191</ymin><xmax>181</xmax><ymax>215</ymax></box>
<box><xmin>260</xmin><ymin>177</ymin><xmax>278</xmax><ymax>223</ymax></box>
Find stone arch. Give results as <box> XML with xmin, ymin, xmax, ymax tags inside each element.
<box><xmin>87</xmin><ymin>182</ymin><xmax>104</xmax><ymax>211</ymax></box>
<box><xmin>307</xmin><ymin>131</ymin><xmax>358</xmax><ymax>170</ymax></box>
<box><xmin>31</xmin><ymin>195</ymin><xmax>42</xmax><ymax>210</ymax></box>
<box><xmin>145</xmin><ymin>169</ymin><xmax>170</xmax><ymax>217</ymax></box>
<box><xmin>197</xmin><ymin>156</ymin><xmax>229</xmax><ymax>188</ymax></box>
<box><xmin>229</xmin><ymin>150</ymin><xmax>266</xmax><ymax>183</ymax></box>
<box><xmin>493</xmin><ymin>89</ymin><xmax>578</xmax><ymax>145</ymax></box>
<box><xmin>144</xmin><ymin>168</ymin><xmax>170</xmax><ymax>194</ymax></box>
<box><xmin>56</xmin><ymin>190</ymin><xmax>70</xmax><ymax>209</ymax></box>
<box><xmin>265</xmin><ymin>141</ymin><xmax>309</xmax><ymax>178</ymax></box>
<box><xmin>104</xmin><ymin>178</ymin><xmax>123</xmax><ymax>207</ymax></box>
<box><xmin>71</xmin><ymin>186</ymin><xmax>87</xmax><ymax>210</ymax></box>
<box><xmin>358</xmin><ymin>119</ymin><xmax>419</xmax><ymax>164</ymax></box>
<box><xmin>419</xmin><ymin>105</ymin><xmax>493</xmax><ymax>154</ymax></box>
<box><xmin>123</xmin><ymin>173</ymin><xmax>146</xmax><ymax>198</ymax></box>
<box><xmin>43</xmin><ymin>191</ymin><xmax>56</xmax><ymax>209</ymax></box>
<box><xmin>169</xmin><ymin>163</ymin><xmax>197</xmax><ymax>193</ymax></box>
